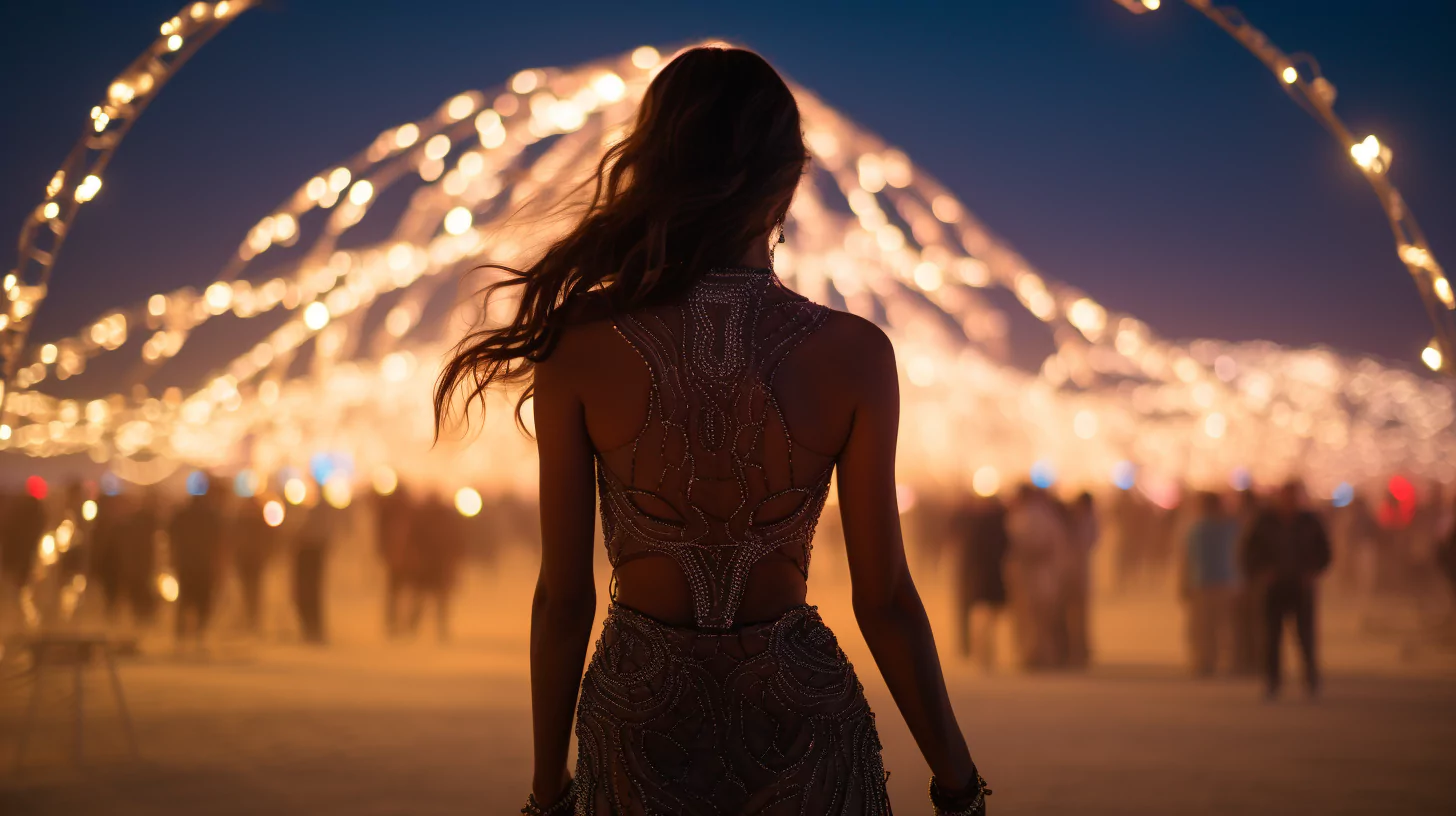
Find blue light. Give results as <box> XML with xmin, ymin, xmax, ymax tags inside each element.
<box><xmin>1332</xmin><ymin>482</ymin><xmax>1354</xmax><ymax>508</ymax></box>
<box><xmin>1030</xmin><ymin>459</ymin><xmax>1056</xmax><ymax>489</ymax></box>
<box><xmin>309</xmin><ymin>452</ymin><xmax>334</xmax><ymax>485</ymax></box>
<box><xmin>100</xmin><ymin>472</ymin><xmax>123</xmax><ymax>496</ymax></box>
<box><xmin>1229</xmin><ymin>467</ymin><xmax>1252</xmax><ymax>492</ymax></box>
<box><xmin>185</xmin><ymin>470</ymin><xmax>210</xmax><ymax>497</ymax></box>
<box><xmin>1111</xmin><ymin>460</ymin><xmax>1136</xmax><ymax>491</ymax></box>
<box><xmin>234</xmin><ymin>469</ymin><xmax>258</xmax><ymax>498</ymax></box>
<box><xmin>309</xmin><ymin>451</ymin><xmax>354</xmax><ymax>486</ymax></box>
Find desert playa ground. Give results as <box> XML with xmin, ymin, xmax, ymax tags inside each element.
<box><xmin>3</xmin><ymin>541</ymin><xmax>1454</xmax><ymax>816</ymax></box>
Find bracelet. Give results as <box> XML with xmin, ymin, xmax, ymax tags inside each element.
<box><xmin>929</xmin><ymin>770</ymin><xmax>991</xmax><ymax>816</ymax></box>
<box><xmin>521</xmin><ymin>778</ymin><xmax>577</xmax><ymax>816</ymax></box>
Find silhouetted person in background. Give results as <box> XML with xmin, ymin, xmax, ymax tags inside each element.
<box><xmin>1</xmin><ymin>491</ymin><xmax>46</xmax><ymax>630</ymax></box>
<box><xmin>1061</xmin><ymin>492</ymin><xmax>1098</xmax><ymax>668</ymax></box>
<box><xmin>169</xmin><ymin>488</ymin><xmax>223</xmax><ymax>644</ymax></box>
<box><xmin>1110</xmin><ymin>489</ymin><xmax>1149</xmax><ymax>593</ymax></box>
<box><xmin>1183</xmin><ymin>492</ymin><xmax>1240</xmax><ymax>676</ymax></box>
<box><xmin>1436</xmin><ymin>494</ymin><xmax>1456</xmax><ymax>607</ymax></box>
<box><xmin>1438</xmin><ymin>503</ymin><xmax>1456</xmax><ymax>606</ymax></box>
<box><xmin>1242</xmin><ymin>481</ymin><xmax>1331</xmax><ymax>698</ymax></box>
<box><xmin>92</xmin><ymin>494</ymin><xmax>129</xmax><ymax>621</ymax></box>
<box><xmin>294</xmin><ymin>499</ymin><xmax>336</xmax><ymax>644</ymax></box>
<box><xmin>1006</xmin><ymin>484</ymin><xmax>1066</xmax><ymax>669</ymax></box>
<box><xmin>409</xmin><ymin>492</ymin><xmax>463</xmax><ymax>641</ymax></box>
<box><xmin>376</xmin><ymin>484</ymin><xmax>416</xmax><ymax>637</ymax></box>
<box><xmin>122</xmin><ymin>492</ymin><xmax>162</xmax><ymax>628</ymax></box>
<box><xmin>951</xmin><ymin>494</ymin><xmax>1009</xmax><ymax>669</ymax></box>
<box><xmin>56</xmin><ymin>481</ymin><xmax>91</xmax><ymax>590</ymax></box>
<box><xmin>231</xmin><ymin>496</ymin><xmax>277</xmax><ymax>635</ymax></box>
<box><xmin>1230</xmin><ymin>488</ymin><xmax>1263</xmax><ymax>675</ymax></box>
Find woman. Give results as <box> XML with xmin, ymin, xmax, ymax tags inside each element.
<box><xmin>435</xmin><ymin>46</ymin><xmax>988</xmax><ymax>815</ymax></box>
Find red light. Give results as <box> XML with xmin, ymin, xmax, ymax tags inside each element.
<box><xmin>1378</xmin><ymin>475</ymin><xmax>1417</xmax><ymax>529</ymax></box>
<box><xmin>25</xmin><ymin>475</ymin><xmax>48</xmax><ymax>500</ymax></box>
<box><xmin>1387</xmin><ymin>475</ymin><xmax>1415</xmax><ymax>503</ymax></box>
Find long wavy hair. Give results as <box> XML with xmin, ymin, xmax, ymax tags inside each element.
<box><xmin>433</xmin><ymin>46</ymin><xmax>807</xmax><ymax>437</ymax></box>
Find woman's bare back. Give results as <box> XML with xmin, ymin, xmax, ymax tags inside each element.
<box><xmin>546</xmin><ymin>269</ymin><xmax>885</xmax><ymax>627</ymax></box>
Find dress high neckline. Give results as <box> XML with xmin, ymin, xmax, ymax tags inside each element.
<box><xmin>705</xmin><ymin>266</ymin><xmax>774</xmax><ymax>276</ymax></box>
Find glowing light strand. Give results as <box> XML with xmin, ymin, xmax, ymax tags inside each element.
<box><xmin>1116</xmin><ymin>0</ymin><xmax>1452</xmax><ymax>372</ymax></box>
<box><xmin>0</xmin><ymin>2</ymin><xmax>254</xmax><ymax>403</ymax></box>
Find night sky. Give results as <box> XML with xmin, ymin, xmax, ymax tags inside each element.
<box><xmin>3</xmin><ymin>0</ymin><xmax>1453</xmax><ymax>369</ymax></box>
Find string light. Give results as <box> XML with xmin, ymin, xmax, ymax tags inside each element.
<box><xmin>455</xmin><ymin>486</ymin><xmax>483</xmax><ymax>517</ymax></box>
<box><xmin>443</xmin><ymin>206</ymin><xmax>473</xmax><ymax>235</ymax></box>
<box><xmin>157</xmin><ymin>573</ymin><xmax>180</xmax><ymax>602</ymax></box>
<box><xmin>971</xmin><ymin>466</ymin><xmax>1000</xmax><ymax>497</ymax></box>
<box><xmin>592</xmin><ymin>72</ymin><xmax>627</xmax><ymax>103</ymax></box>
<box><xmin>74</xmin><ymin>174</ymin><xmax>102</xmax><ymax>202</ymax></box>
<box><xmin>511</xmin><ymin>70</ymin><xmax>539</xmax><ymax>94</ymax></box>
<box><xmin>1425</xmin><ymin>343</ymin><xmax>1444</xmax><ymax>372</ymax></box>
<box><xmin>446</xmin><ymin>94</ymin><xmax>477</xmax><ymax>121</ymax></box>
<box><xmin>323</xmin><ymin>475</ymin><xmax>352</xmax><ymax>508</ymax></box>
<box><xmin>372</xmin><ymin>465</ymin><xmax>399</xmax><ymax>495</ymax></box>
<box><xmin>347</xmin><ymin>179</ymin><xmax>374</xmax><ymax>205</ymax></box>
<box><xmin>630</xmin><ymin>46</ymin><xmax>660</xmax><ymax>70</ymax></box>
<box><xmin>283</xmin><ymin>477</ymin><xmax>307</xmax><ymax>506</ymax></box>
<box><xmin>303</xmin><ymin>301</ymin><xmax>330</xmax><ymax>330</ymax></box>
<box><xmin>1434</xmin><ymin>277</ymin><xmax>1453</xmax><ymax>309</ymax></box>
<box><xmin>1349</xmin><ymin>134</ymin><xmax>1387</xmax><ymax>173</ymax></box>
<box><xmin>1204</xmin><ymin>412</ymin><xmax>1227</xmax><ymax>439</ymax></box>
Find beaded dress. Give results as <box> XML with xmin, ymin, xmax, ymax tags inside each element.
<box><xmin>572</xmin><ymin>267</ymin><xmax>891</xmax><ymax>815</ymax></box>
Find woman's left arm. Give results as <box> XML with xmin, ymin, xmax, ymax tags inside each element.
<box><xmin>528</xmin><ymin>353</ymin><xmax>599</xmax><ymax>805</ymax></box>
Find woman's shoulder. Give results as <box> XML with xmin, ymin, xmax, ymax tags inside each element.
<box><xmin>538</xmin><ymin>292</ymin><xmax>632</xmax><ymax>380</ymax></box>
<box><xmin>797</xmin><ymin>306</ymin><xmax>896</xmax><ymax>375</ymax></box>
<box><xmin>773</xmin><ymin>301</ymin><xmax>898</xmax><ymax>412</ymax></box>
<box><xmin>818</xmin><ymin>307</ymin><xmax>892</xmax><ymax>354</ymax></box>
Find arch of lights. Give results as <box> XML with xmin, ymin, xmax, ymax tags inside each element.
<box><xmin>1</xmin><ymin>0</ymin><xmax>1451</xmax><ymax>524</ymax></box>
<box><xmin>1115</xmin><ymin>0</ymin><xmax>1452</xmax><ymax>372</ymax></box>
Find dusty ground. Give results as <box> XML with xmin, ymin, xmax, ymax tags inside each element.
<box><xmin>2</xmin><ymin>543</ymin><xmax>1454</xmax><ymax>815</ymax></box>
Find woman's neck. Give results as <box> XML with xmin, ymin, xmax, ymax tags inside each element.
<box><xmin>735</xmin><ymin>230</ymin><xmax>774</xmax><ymax>269</ymax></box>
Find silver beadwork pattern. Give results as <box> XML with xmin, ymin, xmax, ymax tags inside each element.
<box><xmin>576</xmin><ymin>268</ymin><xmax>890</xmax><ymax>814</ymax></box>
<box><xmin>596</xmin><ymin>267</ymin><xmax>833</xmax><ymax>632</ymax></box>
<box><xmin>575</xmin><ymin>604</ymin><xmax>890</xmax><ymax>815</ymax></box>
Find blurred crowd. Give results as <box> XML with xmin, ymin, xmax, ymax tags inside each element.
<box><xmin>3</xmin><ymin>469</ymin><xmax>1454</xmax><ymax>693</ymax></box>
<box><xmin>923</xmin><ymin>478</ymin><xmax>1456</xmax><ymax>696</ymax></box>
<box><xmin>0</xmin><ymin>477</ymin><xmax>532</xmax><ymax>648</ymax></box>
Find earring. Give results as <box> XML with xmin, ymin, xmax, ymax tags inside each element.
<box><xmin>777</xmin><ymin>221</ymin><xmax>787</xmax><ymax>243</ymax></box>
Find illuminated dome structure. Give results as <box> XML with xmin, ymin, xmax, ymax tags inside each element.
<box><xmin>2</xmin><ymin>1</ymin><xmax>1452</xmax><ymax>511</ymax></box>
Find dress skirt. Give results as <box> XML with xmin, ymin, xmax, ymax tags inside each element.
<box><xmin>574</xmin><ymin>603</ymin><xmax>892</xmax><ymax>815</ymax></box>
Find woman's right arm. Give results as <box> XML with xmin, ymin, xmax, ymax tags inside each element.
<box><xmin>835</xmin><ymin>325</ymin><xmax>980</xmax><ymax>792</ymax></box>
<box><xmin>529</xmin><ymin>352</ymin><xmax>599</xmax><ymax>805</ymax></box>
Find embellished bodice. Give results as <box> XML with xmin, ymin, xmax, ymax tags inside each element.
<box><xmin>595</xmin><ymin>267</ymin><xmax>833</xmax><ymax>630</ymax></box>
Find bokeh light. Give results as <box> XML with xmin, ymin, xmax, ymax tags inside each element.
<box><xmin>454</xmin><ymin>486</ymin><xmax>483</xmax><ymax>517</ymax></box>
<box><xmin>263</xmin><ymin>499</ymin><xmax>285</xmax><ymax>527</ymax></box>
